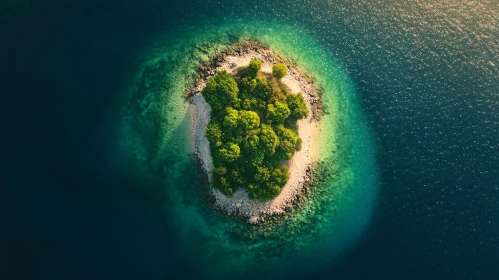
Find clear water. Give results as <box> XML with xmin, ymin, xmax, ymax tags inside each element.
<box><xmin>6</xmin><ymin>0</ymin><xmax>498</xmax><ymax>279</ymax></box>
<box><xmin>115</xmin><ymin>21</ymin><xmax>378</xmax><ymax>276</ymax></box>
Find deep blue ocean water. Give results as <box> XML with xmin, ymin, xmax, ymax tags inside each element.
<box><xmin>2</xmin><ymin>0</ymin><xmax>498</xmax><ymax>279</ymax></box>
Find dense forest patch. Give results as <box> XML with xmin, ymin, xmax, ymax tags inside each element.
<box><xmin>202</xmin><ymin>60</ymin><xmax>309</xmax><ymax>201</ymax></box>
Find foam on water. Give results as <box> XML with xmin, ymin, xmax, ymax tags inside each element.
<box><xmin>114</xmin><ymin>20</ymin><xmax>378</xmax><ymax>276</ymax></box>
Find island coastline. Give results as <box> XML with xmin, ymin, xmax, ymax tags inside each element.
<box><xmin>188</xmin><ymin>41</ymin><xmax>324</xmax><ymax>223</ymax></box>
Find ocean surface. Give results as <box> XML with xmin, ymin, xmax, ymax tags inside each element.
<box><xmin>3</xmin><ymin>0</ymin><xmax>498</xmax><ymax>279</ymax></box>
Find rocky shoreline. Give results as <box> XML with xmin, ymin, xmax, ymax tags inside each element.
<box><xmin>187</xmin><ymin>40</ymin><xmax>324</xmax><ymax>224</ymax></box>
<box><xmin>185</xmin><ymin>40</ymin><xmax>324</xmax><ymax>121</ymax></box>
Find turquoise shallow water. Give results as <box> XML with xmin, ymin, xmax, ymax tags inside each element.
<box><xmin>5</xmin><ymin>0</ymin><xmax>498</xmax><ymax>279</ymax></box>
<box><xmin>115</xmin><ymin>20</ymin><xmax>377</xmax><ymax>276</ymax></box>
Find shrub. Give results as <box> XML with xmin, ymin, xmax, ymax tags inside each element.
<box><xmin>272</xmin><ymin>63</ymin><xmax>288</xmax><ymax>80</ymax></box>
<box><xmin>286</xmin><ymin>93</ymin><xmax>309</xmax><ymax>120</ymax></box>
<box><xmin>246</xmin><ymin>59</ymin><xmax>262</xmax><ymax>79</ymax></box>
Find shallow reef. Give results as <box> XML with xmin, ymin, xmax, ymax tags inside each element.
<box><xmin>113</xmin><ymin>21</ymin><xmax>377</xmax><ymax>276</ymax></box>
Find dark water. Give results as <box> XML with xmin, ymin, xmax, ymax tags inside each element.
<box><xmin>3</xmin><ymin>0</ymin><xmax>498</xmax><ymax>279</ymax></box>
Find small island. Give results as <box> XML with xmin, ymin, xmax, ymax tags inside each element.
<box><xmin>202</xmin><ymin>60</ymin><xmax>309</xmax><ymax>201</ymax></box>
<box><xmin>189</xmin><ymin>41</ymin><xmax>322</xmax><ymax>223</ymax></box>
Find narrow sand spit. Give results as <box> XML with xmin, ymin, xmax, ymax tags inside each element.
<box><xmin>190</xmin><ymin>46</ymin><xmax>321</xmax><ymax>223</ymax></box>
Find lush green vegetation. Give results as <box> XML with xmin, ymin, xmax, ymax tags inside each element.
<box><xmin>272</xmin><ymin>63</ymin><xmax>288</xmax><ymax>80</ymax></box>
<box><xmin>202</xmin><ymin>59</ymin><xmax>309</xmax><ymax>201</ymax></box>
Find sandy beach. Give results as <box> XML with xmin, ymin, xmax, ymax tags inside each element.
<box><xmin>189</xmin><ymin>44</ymin><xmax>321</xmax><ymax>223</ymax></box>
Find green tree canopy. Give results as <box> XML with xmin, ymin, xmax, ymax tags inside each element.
<box><xmin>247</xmin><ymin>166</ymin><xmax>289</xmax><ymax>201</ymax></box>
<box><xmin>217</xmin><ymin>142</ymin><xmax>241</xmax><ymax>163</ymax></box>
<box><xmin>259</xmin><ymin>124</ymin><xmax>279</xmax><ymax>155</ymax></box>
<box><xmin>295</xmin><ymin>137</ymin><xmax>303</xmax><ymax>151</ymax></box>
<box><xmin>238</xmin><ymin>77</ymin><xmax>257</xmax><ymax>99</ymax></box>
<box><xmin>241</xmin><ymin>134</ymin><xmax>264</xmax><ymax>167</ymax></box>
<box><xmin>272</xmin><ymin>63</ymin><xmax>288</xmax><ymax>80</ymax></box>
<box><xmin>213</xmin><ymin>167</ymin><xmax>233</xmax><ymax>196</ymax></box>
<box><xmin>201</xmin><ymin>71</ymin><xmax>239</xmax><ymax>114</ymax></box>
<box><xmin>205</xmin><ymin>122</ymin><xmax>223</xmax><ymax>147</ymax></box>
<box><xmin>275</xmin><ymin>125</ymin><xmax>299</xmax><ymax>160</ymax></box>
<box><xmin>254</xmin><ymin>166</ymin><xmax>271</xmax><ymax>183</ymax></box>
<box><xmin>267</xmin><ymin>100</ymin><xmax>291</xmax><ymax>124</ymax></box>
<box><xmin>228</xmin><ymin>167</ymin><xmax>244</xmax><ymax>185</ymax></box>
<box><xmin>271</xmin><ymin>166</ymin><xmax>290</xmax><ymax>186</ymax></box>
<box><xmin>201</xmin><ymin>61</ymin><xmax>308</xmax><ymax>201</ymax></box>
<box><xmin>238</xmin><ymin>110</ymin><xmax>260</xmax><ymax>131</ymax></box>
<box><xmin>223</xmin><ymin>107</ymin><xmax>239</xmax><ymax>128</ymax></box>
<box><xmin>253</xmin><ymin>76</ymin><xmax>273</xmax><ymax>102</ymax></box>
<box><xmin>287</xmin><ymin>93</ymin><xmax>309</xmax><ymax>120</ymax></box>
<box><xmin>245</xmin><ymin>59</ymin><xmax>262</xmax><ymax>79</ymax></box>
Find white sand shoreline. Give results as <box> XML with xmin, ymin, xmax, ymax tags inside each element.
<box><xmin>190</xmin><ymin>46</ymin><xmax>321</xmax><ymax>223</ymax></box>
